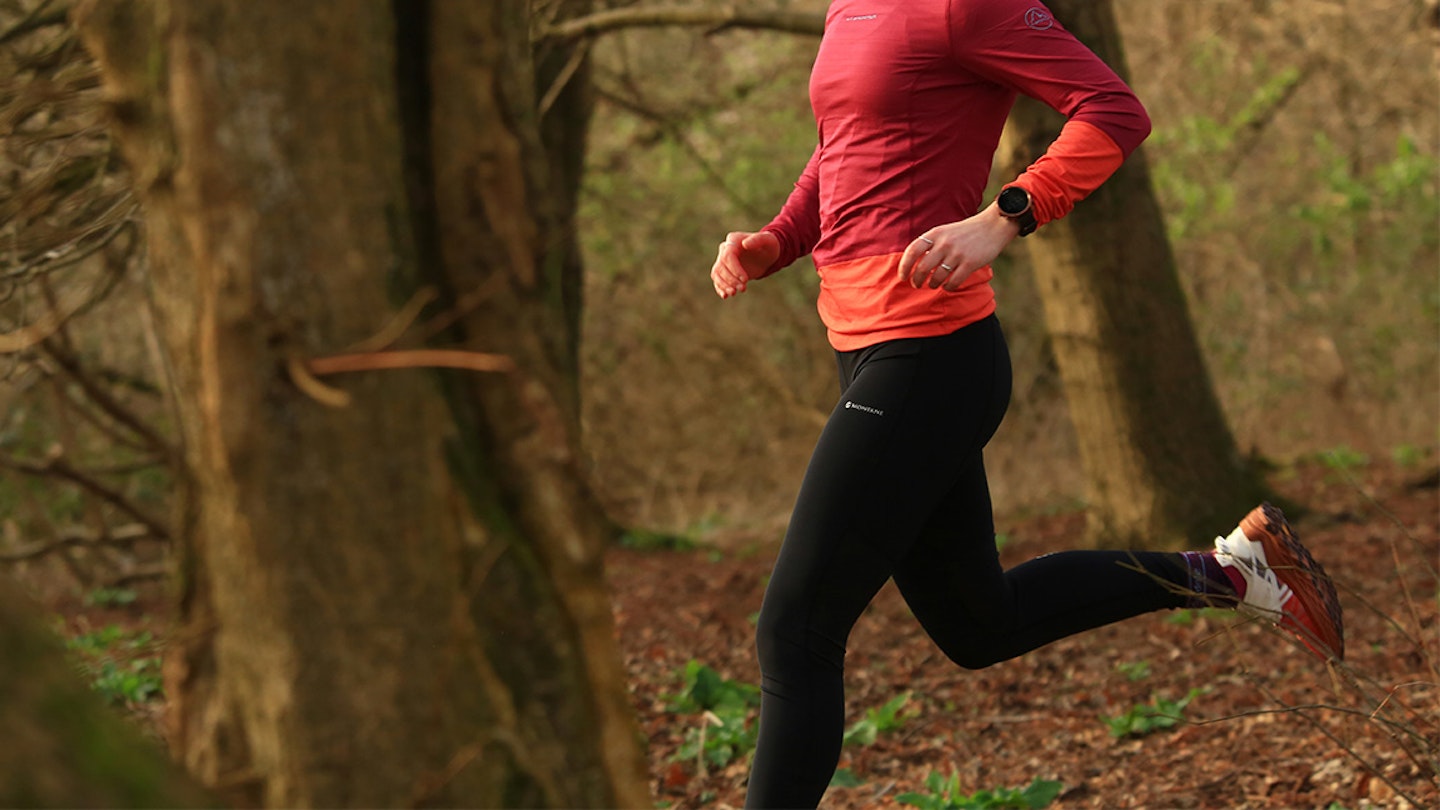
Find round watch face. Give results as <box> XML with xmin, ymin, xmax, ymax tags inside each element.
<box><xmin>998</xmin><ymin>186</ymin><xmax>1030</xmax><ymax>216</ymax></box>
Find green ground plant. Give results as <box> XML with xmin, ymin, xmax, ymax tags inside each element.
<box><xmin>1115</xmin><ymin>660</ymin><xmax>1151</xmax><ymax>683</ymax></box>
<box><xmin>618</xmin><ymin>528</ymin><xmax>698</xmax><ymax>552</ymax></box>
<box><xmin>841</xmin><ymin>691</ymin><xmax>913</xmax><ymax>747</ymax></box>
<box><xmin>88</xmin><ymin>656</ymin><xmax>163</xmax><ymax>706</ymax></box>
<box><xmin>1102</xmin><ymin>688</ymin><xmax>1204</xmax><ymax>739</ymax></box>
<box><xmin>896</xmin><ymin>772</ymin><xmax>1063</xmax><ymax>810</ymax></box>
<box><xmin>64</xmin><ymin>624</ymin><xmax>133</xmax><ymax>655</ymax></box>
<box><xmin>1163</xmin><ymin>607</ymin><xmax>1231</xmax><ymax>627</ymax></box>
<box><xmin>64</xmin><ymin>625</ymin><xmax>163</xmax><ymax>707</ymax></box>
<box><xmin>1319</xmin><ymin>446</ymin><xmax>1371</xmax><ymax>472</ymax></box>
<box><xmin>83</xmin><ymin>587</ymin><xmax>139</xmax><ymax>609</ymax></box>
<box><xmin>1390</xmin><ymin>444</ymin><xmax>1428</xmax><ymax>468</ymax></box>
<box><xmin>665</xmin><ymin>660</ymin><xmax>761</xmax><ymax>773</ymax></box>
<box><xmin>665</xmin><ymin>670</ymin><xmax>920</xmax><ymax>779</ymax></box>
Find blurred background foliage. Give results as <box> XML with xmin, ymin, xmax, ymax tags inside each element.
<box><xmin>0</xmin><ymin>0</ymin><xmax>1435</xmax><ymax>587</ymax></box>
<box><xmin>578</xmin><ymin>0</ymin><xmax>1439</xmax><ymax>540</ymax></box>
<box><xmin>0</xmin><ymin>0</ymin><xmax>170</xmax><ymax>597</ymax></box>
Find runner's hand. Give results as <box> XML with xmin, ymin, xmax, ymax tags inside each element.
<box><xmin>897</xmin><ymin>205</ymin><xmax>1020</xmax><ymax>291</ymax></box>
<box><xmin>712</xmin><ymin>231</ymin><xmax>781</xmax><ymax>299</ymax></box>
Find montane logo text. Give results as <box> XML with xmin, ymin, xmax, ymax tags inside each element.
<box><xmin>844</xmin><ymin>14</ymin><xmax>878</xmax><ymax>21</ymax></box>
<box><xmin>844</xmin><ymin>401</ymin><xmax>884</xmax><ymax>416</ymax></box>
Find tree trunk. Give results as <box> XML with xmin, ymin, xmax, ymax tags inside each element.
<box><xmin>72</xmin><ymin>0</ymin><xmax>649</xmax><ymax>806</ymax></box>
<box><xmin>0</xmin><ymin>583</ymin><xmax>210</xmax><ymax>807</ymax></box>
<box><xmin>532</xmin><ymin>0</ymin><xmax>596</xmax><ymax>421</ymax></box>
<box><xmin>1000</xmin><ymin>0</ymin><xmax>1266</xmax><ymax>549</ymax></box>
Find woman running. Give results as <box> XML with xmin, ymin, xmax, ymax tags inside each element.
<box><xmin>708</xmin><ymin>1</ymin><xmax>1345</xmax><ymax>807</ymax></box>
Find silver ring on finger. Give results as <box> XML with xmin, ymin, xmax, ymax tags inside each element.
<box><xmin>918</xmin><ymin>236</ymin><xmax>935</xmax><ymax>246</ymax></box>
<box><xmin>940</xmin><ymin>263</ymin><xmax>954</xmax><ymax>271</ymax></box>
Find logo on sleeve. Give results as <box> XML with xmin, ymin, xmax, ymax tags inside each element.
<box><xmin>1024</xmin><ymin>7</ymin><xmax>1054</xmax><ymax>30</ymax></box>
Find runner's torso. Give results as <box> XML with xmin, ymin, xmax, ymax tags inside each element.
<box><xmin>768</xmin><ymin>0</ymin><xmax>1145</xmax><ymax>350</ymax></box>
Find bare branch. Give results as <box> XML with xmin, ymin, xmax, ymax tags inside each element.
<box><xmin>103</xmin><ymin>563</ymin><xmax>166</xmax><ymax>588</ymax></box>
<box><xmin>41</xmin><ymin>338</ymin><xmax>173</xmax><ymax>457</ymax></box>
<box><xmin>343</xmin><ymin>285</ymin><xmax>438</xmax><ymax>353</ymax></box>
<box><xmin>0</xmin><ymin>452</ymin><xmax>169</xmax><ymax>540</ymax></box>
<box><xmin>0</xmin><ymin>0</ymin><xmax>73</xmax><ymax>47</ymax></box>
<box><xmin>0</xmin><ymin>196</ymin><xmax>137</xmax><ymax>276</ymax></box>
<box><xmin>0</xmin><ymin>238</ymin><xmax>128</xmax><ymax>352</ymax></box>
<box><xmin>537</xmin><ymin>37</ymin><xmax>589</xmax><ymax>117</ymax></box>
<box><xmin>308</xmin><ymin>349</ymin><xmax>516</xmax><ymax>377</ymax></box>
<box><xmin>1248</xmin><ymin>677</ymin><xmax>1429</xmax><ymax>806</ymax></box>
<box><xmin>0</xmin><ymin>522</ymin><xmax>152</xmax><ymax>563</ymax></box>
<box><xmin>0</xmin><ymin>299</ymin><xmax>76</xmax><ymax>351</ymax></box>
<box><xmin>292</xmin><ymin>348</ymin><xmax>521</xmax><ymax>407</ymax></box>
<box><xmin>1</xmin><ymin>202</ymin><xmax>137</xmax><ymax>281</ymax></box>
<box><xmin>594</xmin><ymin>83</ymin><xmax>771</xmax><ymax>221</ymax></box>
<box><xmin>540</xmin><ymin>4</ymin><xmax>824</xmax><ymax>41</ymax></box>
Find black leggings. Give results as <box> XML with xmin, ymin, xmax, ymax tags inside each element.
<box><xmin>745</xmin><ymin>315</ymin><xmax>1191</xmax><ymax>809</ymax></box>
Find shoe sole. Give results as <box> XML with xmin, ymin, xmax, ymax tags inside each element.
<box><xmin>1240</xmin><ymin>503</ymin><xmax>1345</xmax><ymax>660</ymax></box>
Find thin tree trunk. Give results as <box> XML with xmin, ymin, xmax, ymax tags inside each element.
<box><xmin>1000</xmin><ymin>0</ymin><xmax>1266</xmax><ymax>549</ymax></box>
<box><xmin>533</xmin><ymin>0</ymin><xmax>596</xmax><ymax>421</ymax></box>
<box><xmin>423</xmin><ymin>2</ymin><xmax>650</xmax><ymax>804</ymax></box>
<box><xmin>73</xmin><ymin>0</ymin><xmax>649</xmax><ymax>805</ymax></box>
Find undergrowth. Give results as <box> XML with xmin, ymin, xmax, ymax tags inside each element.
<box><xmin>896</xmin><ymin>772</ymin><xmax>1063</xmax><ymax>810</ymax></box>
<box><xmin>63</xmin><ymin>624</ymin><xmax>164</xmax><ymax>707</ymax></box>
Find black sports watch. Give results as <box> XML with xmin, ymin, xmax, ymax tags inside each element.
<box><xmin>997</xmin><ymin>185</ymin><xmax>1037</xmax><ymax>237</ymax></box>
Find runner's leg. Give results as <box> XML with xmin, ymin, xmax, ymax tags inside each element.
<box><xmin>886</xmin><ymin>320</ymin><xmax>1214</xmax><ymax>666</ymax></box>
<box><xmin>746</xmin><ymin>351</ymin><xmax>924</xmax><ymax>809</ymax></box>
<box><xmin>893</xmin><ymin>456</ymin><xmax>1193</xmax><ymax>669</ymax></box>
<box><xmin>747</xmin><ymin>318</ymin><xmax>1009</xmax><ymax>809</ymax></box>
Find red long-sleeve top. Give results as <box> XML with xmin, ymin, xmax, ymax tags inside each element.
<box><xmin>761</xmin><ymin>0</ymin><xmax>1150</xmax><ymax>350</ymax></box>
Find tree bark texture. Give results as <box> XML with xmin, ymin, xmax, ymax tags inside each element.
<box><xmin>531</xmin><ymin>0</ymin><xmax>597</xmax><ymax>423</ymax></box>
<box><xmin>72</xmin><ymin>0</ymin><xmax>649</xmax><ymax>806</ymax></box>
<box><xmin>0</xmin><ymin>583</ymin><xmax>211</xmax><ymax>807</ymax></box>
<box><xmin>1000</xmin><ymin>0</ymin><xmax>1266</xmax><ymax>548</ymax></box>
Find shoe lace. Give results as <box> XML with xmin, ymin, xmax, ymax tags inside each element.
<box><xmin>1214</xmin><ymin>527</ymin><xmax>1293</xmax><ymax>620</ymax></box>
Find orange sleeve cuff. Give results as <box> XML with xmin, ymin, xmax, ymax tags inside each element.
<box><xmin>1010</xmin><ymin>119</ymin><xmax>1126</xmax><ymax>227</ymax></box>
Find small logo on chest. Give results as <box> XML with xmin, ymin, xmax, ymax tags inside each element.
<box><xmin>1024</xmin><ymin>8</ymin><xmax>1054</xmax><ymax>30</ymax></box>
<box><xmin>843</xmin><ymin>13</ymin><xmax>878</xmax><ymax>22</ymax></box>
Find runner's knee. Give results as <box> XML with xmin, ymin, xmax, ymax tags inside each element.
<box><xmin>755</xmin><ymin>602</ymin><xmax>844</xmax><ymax>683</ymax></box>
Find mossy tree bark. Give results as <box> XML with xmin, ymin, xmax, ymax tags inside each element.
<box><xmin>1000</xmin><ymin>0</ymin><xmax>1266</xmax><ymax>549</ymax></box>
<box><xmin>72</xmin><ymin>0</ymin><xmax>649</xmax><ymax>806</ymax></box>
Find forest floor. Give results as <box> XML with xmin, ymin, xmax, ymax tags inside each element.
<box><xmin>609</xmin><ymin>459</ymin><xmax>1440</xmax><ymax>810</ymax></box>
<box><xmin>34</xmin><ymin>458</ymin><xmax>1438</xmax><ymax>809</ymax></box>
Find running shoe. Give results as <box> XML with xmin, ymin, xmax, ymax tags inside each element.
<box><xmin>1213</xmin><ymin>502</ymin><xmax>1345</xmax><ymax>660</ymax></box>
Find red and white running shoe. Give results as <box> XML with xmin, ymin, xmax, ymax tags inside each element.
<box><xmin>1214</xmin><ymin>503</ymin><xmax>1345</xmax><ymax>660</ymax></box>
